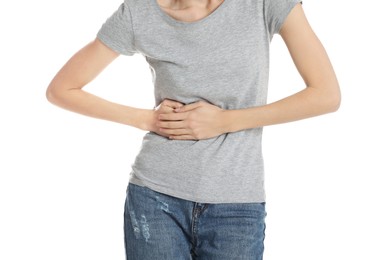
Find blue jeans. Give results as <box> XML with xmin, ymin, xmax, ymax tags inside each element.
<box><xmin>124</xmin><ymin>183</ymin><xmax>267</xmax><ymax>259</ymax></box>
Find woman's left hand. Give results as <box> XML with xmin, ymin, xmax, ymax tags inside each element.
<box><xmin>157</xmin><ymin>100</ymin><xmax>229</xmax><ymax>140</ymax></box>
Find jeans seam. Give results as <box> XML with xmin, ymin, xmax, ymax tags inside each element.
<box><xmin>190</xmin><ymin>203</ymin><xmax>201</xmax><ymax>257</ymax></box>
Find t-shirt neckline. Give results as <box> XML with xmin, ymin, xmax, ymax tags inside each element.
<box><xmin>151</xmin><ymin>0</ymin><xmax>228</xmax><ymax>26</ymax></box>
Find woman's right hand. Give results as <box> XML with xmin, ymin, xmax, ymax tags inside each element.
<box><xmin>146</xmin><ymin>99</ymin><xmax>184</xmax><ymax>137</ymax></box>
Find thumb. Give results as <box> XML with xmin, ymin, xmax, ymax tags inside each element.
<box><xmin>162</xmin><ymin>99</ymin><xmax>184</xmax><ymax>109</ymax></box>
<box><xmin>174</xmin><ymin>101</ymin><xmax>202</xmax><ymax>112</ymax></box>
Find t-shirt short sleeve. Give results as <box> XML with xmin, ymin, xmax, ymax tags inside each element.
<box><xmin>97</xmin><ymin>0</ymin><xmax>137</xmax><ymax>56</ymax></box>
<box><xmin>265</xmin><ymin>0</ymin><xmax>302</xmax><ymax>37</ymax></box>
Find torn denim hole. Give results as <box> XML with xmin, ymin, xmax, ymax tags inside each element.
<box><xmin>155</xmin><ymin>196</ymin><xmax>170</xmax><ymax>213</ymax></box>
<box><xmin>129</xmin><ymin>210</ymin><xmax>141</xmax><ymax>239</ymax></box>
<box><xmin>140</xmin><ymin>214</ymin><xmax>150</xmax><ymax>242</ymax></box>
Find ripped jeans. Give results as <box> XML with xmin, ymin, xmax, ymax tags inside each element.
<box><xmin>124</xmin><ymin>183</ymin><xmax>267</xmax><ymax>260</ymax></box>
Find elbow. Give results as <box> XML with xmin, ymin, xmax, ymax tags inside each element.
<box><xmin>46</xmin><ymin>84</ymin><xmax>58</xmax><ymax>105</ymax></box>
<box><xmin>308</xmin><ymin>82</ymin><xmax>341</xmax><ymax>115</ymax></box>
<box><xmin>46</xmin><ymin>83</ymin><xmax>67</xmax><ymax>106</ymax></box>
<box><xmin>46</xmin><ymin>86</ymin><xmax>54</xmax><ymax>103</ymax></box>
<box><xmin>333</xmin><ymin>96</ymin><xmax>341</xmax><ymax>112</ymax></box>
<box><xmin>321</xmin><ymin>84</ymin><xmax>342</xmax><ymax>114</ymax></box>
<box><xmin>327</xmin><ymin>90</ymin><xmax>341</xmax><ymax>113</ymax></box>
<box><xmin>329</xmin><ymin>83</ymin><xmax>342</xmax><ymax>112</ymax></box>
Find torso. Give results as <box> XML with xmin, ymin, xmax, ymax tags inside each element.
<box><xmin>98</xmin><ymin>0</ymin><xmax>301</xmax><ymax>203</ymax></box>
<box><xmin>127</xmin><ymin>0</ymin><xmax>270</xmax><ymax>203</ymax></box>
<box><xmin>156</xmin><ymin>0</ymin><xmax>225</xmax><ymax>22</ymax></box>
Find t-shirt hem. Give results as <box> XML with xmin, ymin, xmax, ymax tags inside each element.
<box><xmin>96</xmin><ymin>32</ymin><xmax>136</xmax><ymax>56</ymax></box>
<box><xmin>128</xmin><ymin>171</ymin><xmax>266</xmax><ymax>204</ymax></box>
<box><xmin>275</xmin><ymin>1</ymin><xmax>303</xmax><ymax>35</ymax></box>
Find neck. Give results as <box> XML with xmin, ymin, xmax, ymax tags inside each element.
<box><xmin>159</xmin><ymin>0</ymin><xmax>216</xmax><ymax>9</ymax></box>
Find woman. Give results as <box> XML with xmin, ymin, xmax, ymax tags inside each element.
<box><xmin>46</xmin><ymin>0</ymin><xmax>341</xmax><ymax>259</ymax></box>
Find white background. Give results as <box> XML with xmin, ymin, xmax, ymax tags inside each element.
<box><xmin>1</xmin><ymin>0</ymin><xmax>389</xmax><ymax>259</ymax></box>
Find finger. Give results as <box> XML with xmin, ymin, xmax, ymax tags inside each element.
<box><xmin>159</xmin><ymin>128</ymin><xmax>190</xmax><ymax>136</ymax></box>
<box><xmin>159</xmin><ymin>112</ymin><xmax>187</xmax><ymax>121</ymax></box>
<box><xmin>162</xmin><ymin>99</ymin><xmax>184</xmax><ymax>109</ymax></box>
<box><xmin>174</xmin><ymin>101</ymin><xmax>203</xmax><ymax>112</ymax></box>
<box><xmin>169</xmin><ymin>135</ymin><xmax>197</xmax><ymax>141</ymax></box>
<box><xmin>157</xmin><ymin>121</ymin><xmax>184</xmax><ymax>129</ymax></box>
<box><xmin>158</xmin><ymin>105</ymin><xmax>175</xmax><ymax>113</ymax></box>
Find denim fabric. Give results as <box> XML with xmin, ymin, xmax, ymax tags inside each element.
<box><xmin>124</xmin><ymin>183</ymin><xmax>267</xmax><ymax>260</ymax></box>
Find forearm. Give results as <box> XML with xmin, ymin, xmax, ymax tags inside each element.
<box><xmin>156</xmin><ymin>4</ymin><xmax>341</xmax><ymax>141</ymax></box>
<box><xmin>46</xmin><ymin>39</ymin><xmax>157</xmax><ymax>131</ymax></box>
<box><xmin>225</xmin><ymin>86</ymin><xmax>341</xmax><ymax>133</ymax></box>
<box><xmin>46</xmin><ymin>88</ymin><xmax>152</xmax><ymax>131</ymax></box>
<box><xmin>221</xmin><ymin>4</ymin><xmax>341</xmax><ymax>132</ymax></box>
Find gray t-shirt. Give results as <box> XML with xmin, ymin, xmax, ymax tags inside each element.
<box><xmin>97</xmin><ymin>0</ymin><xmax>301</xmax><ymax>203</ymax></box>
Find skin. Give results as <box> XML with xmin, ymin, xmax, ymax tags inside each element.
<box><xmin>158</xmin><ymin>0</ymin><xmax>225</xmax><ymax>22</ymax></box>
<box><xmin>46</xmin><ymin>1</ymin><xmax>341</xmax><ymax>141</ymax></box>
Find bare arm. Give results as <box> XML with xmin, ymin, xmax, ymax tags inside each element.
<box><xmin>46</xmin><ymin>38</ymin><xmax>182</xmax><ymax>133</ymax></box>
<box><xmin>226</xmin><ymin>3</ymin><xmax>341</xmax><ymax>132</ymax></box>
<box><xmin>158</xmin><ymin>4</ymin><xmax>341</xmax><ymax>140</ymax></box>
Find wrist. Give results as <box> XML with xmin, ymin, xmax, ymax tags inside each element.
<box><xmin>221</xmin><ymin>109</ymin><xmax>239</xmax><ymax>133</ymax></box>
<box><xmin>134</xmin><ymin>109</ymin><xmax>156</xmax><ymax>132</ymax></box>
<box><xmin>222</xmin><ymin>108</ymin><xmax>258</xmax><ymax>133</ymax></box>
